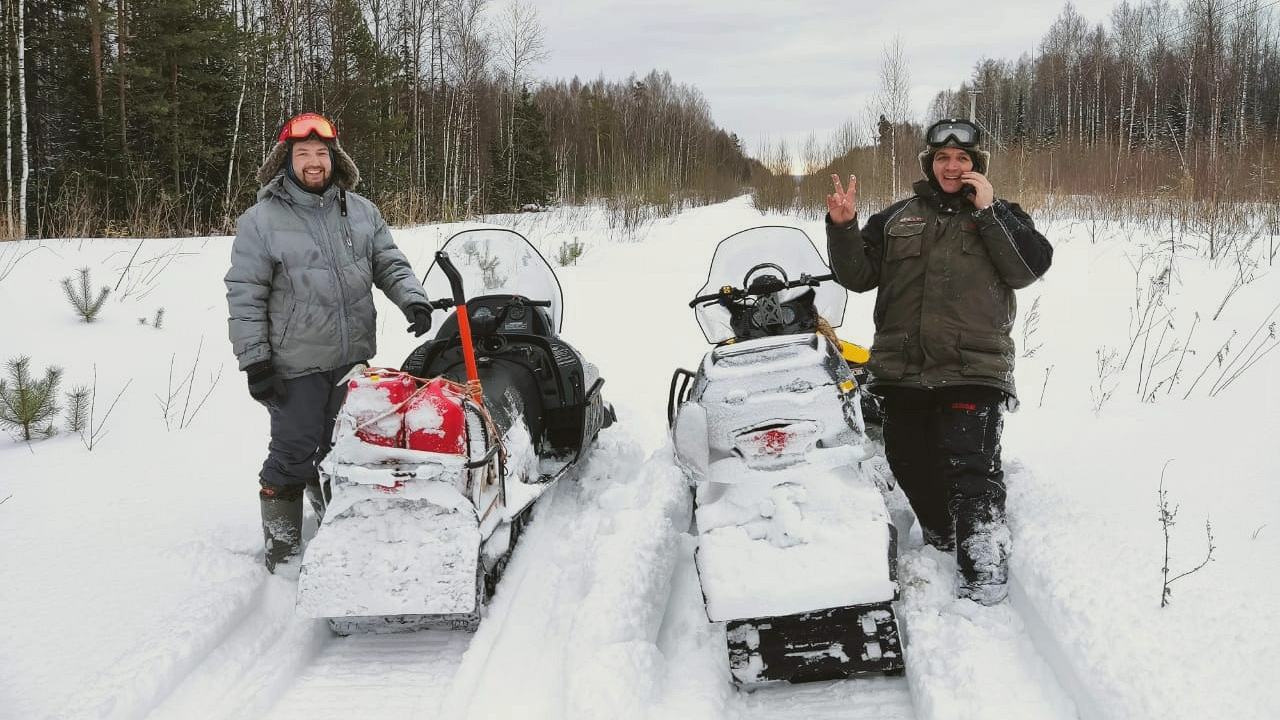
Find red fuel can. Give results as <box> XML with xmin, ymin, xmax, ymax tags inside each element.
<box><xmin>405</xmin><ymin>378</ymin><xmax>467</xmax><ymax>454</ymax></box>
<box><xmin>346</xmin><ymin>369</ymin><xmax>416</xmax><ymax>447</ymax></box>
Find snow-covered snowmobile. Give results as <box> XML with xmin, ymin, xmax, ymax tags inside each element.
<box><xmin>667</xmin><ymin>225</ymin><xmax>903</xmax><ymax>684</ymax></box>
<box><xmin>297</xmin><ymin>228</ymin><xmax>614</xmax><ymax>634</ymax></box>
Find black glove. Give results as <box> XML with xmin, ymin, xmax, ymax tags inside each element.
<box><xmin>406</xmin><ymin>305</ymin><xmax>433</xmax><ymax>337</ymax></box>
<box><xmin>245</xmin><ymin>360</ymin><xmax>286</xmax><ymax>409</ymax></box>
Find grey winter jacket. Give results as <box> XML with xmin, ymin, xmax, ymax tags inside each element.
<box><xmin>225</xmin><ymin>175</ymin><xmax>428</xmax><ymax>379</ymax></box>
<box><xmin>826</xmin><ymin>179</ymin><xmax>1052</xmax><ymax>398</ymax></box>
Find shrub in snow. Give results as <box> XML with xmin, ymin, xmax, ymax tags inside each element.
<box><xmin>0</xmin><ymin>356</ymin><xmax>63</xmax><ymax>441</ymax></box>
<box><xmin>62</xmin><ymin>267</ymin><xmax>110</xmax><ymax>322</ymax></box>
<box><xmin>1158</xmin><ymin>461</ymin><xmax>1216</xmax><ymax>608</ymax></box>
<box><xmin>557</xmin><ymin>238</ymin><xmax>585</xmax><ymax>266</ymax></box>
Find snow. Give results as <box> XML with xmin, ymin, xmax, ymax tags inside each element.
<box><xmin>2</xmin><ymin>196</ymin><xmax>1278</xmax><ymax>719</ymax></box>
<box><xmin>695</xmin><ymin>468</ymin><xmax>896</xmax><ymax>620</ymax></box>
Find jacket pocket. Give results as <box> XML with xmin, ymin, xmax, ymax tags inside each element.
<box><xmin>958</xmin><ymin>333</ymin><xmax>1014</xmax><ymax>378</ymax></box>
<box><xmin>885</xmin><ymin>223</ymin><xmax>924</xmax><ymax>261</ymax></box>
<box><xmin>869</xmin><ymin>332</ymin><xmax>910</xmax><ymax>380</ymax></box>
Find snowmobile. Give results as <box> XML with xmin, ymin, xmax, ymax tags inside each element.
<box><xmin>297</xmin><ymin>228</ymin><xmax>614</xmax><ymax>635</ymax></box>
<box><xmin>667</xmin><ymin>225</ymin><xmax>903</xmax><ymax>684</ymax></box>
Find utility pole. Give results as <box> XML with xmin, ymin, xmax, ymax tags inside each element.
<box><xmin>967</xmin><ymin>88</ymin><xmax>983</xmax><ymax>122</ymax></box>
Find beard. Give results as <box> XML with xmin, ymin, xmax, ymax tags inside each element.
<box><xmin>298</xmin><ymin>167</ymin><xmax>330</xmax><ymax>190</ymax></box>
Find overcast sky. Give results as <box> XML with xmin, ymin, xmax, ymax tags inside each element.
<box><xmin>526</xmin><ymin>0</ymin><xmax>1121</xmax><ymax>161</ymax></box>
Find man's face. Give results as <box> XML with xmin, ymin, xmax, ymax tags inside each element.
<box><xmin>291</xmin><ymin>139</ymin><xmax>332</xmax><ymax>191</ymax></box>
<box><xmin>931</xmin><ymin>147</ymin><xmax>974</xmax><ymax>194</ymax></box>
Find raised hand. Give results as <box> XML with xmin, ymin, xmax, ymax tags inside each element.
<box><xmin>826</xmin><ymin>174</ymin><xmax>858</xmax><ymax>225</ymax></box>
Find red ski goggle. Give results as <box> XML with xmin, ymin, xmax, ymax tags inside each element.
<box><xmin>277</xmin><ymin>113</ymin><xmax>338</xmax><ymax>143</ymax></box>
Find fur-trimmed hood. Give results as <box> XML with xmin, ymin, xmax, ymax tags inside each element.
<box><xmin>256</xmin><ymin>138</ymin><xmax>361</xmax><ymax>190</ymax></box>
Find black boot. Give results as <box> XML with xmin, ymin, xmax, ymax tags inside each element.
<box><xmin>956</xmin><ymin>512</ymin><xmax>1010</xmax><ymax>605</ymax></box>
<box><xmin>260</xmin><ymin>485</ymin><xmax>304</xmax><ymax>574</ymax></box>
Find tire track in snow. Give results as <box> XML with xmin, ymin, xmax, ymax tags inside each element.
<box><xmin>259</xmin><ymin>631</ymin><xmax>470</xmax><ymax>720</ymax></box>
<box><xmin>894</xmin><ymin>545</ymin><xmax>1078</xmax><ymax>720</ymax></box>
<box><xmin>145</xmin><ymin>577</ymin><xmax>330</xmax><ymax>720</ymax></box>
<box><xmin>51</xmin><ymin>552</ymin><xmax>313</xmax><ymax>720</ymax></box>
<box><xmin>440</xmin><ymin>432</ymin><xmax>691</xmax><ymax>720</ymax></box>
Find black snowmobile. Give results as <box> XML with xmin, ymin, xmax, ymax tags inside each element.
<box><xmin>297</xmin><ymin>228</ymin><xmax>614</xmax><ymax>634</ymax></box>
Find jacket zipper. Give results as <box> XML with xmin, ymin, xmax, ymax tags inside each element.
<box><xmin>314</xmin><ymin>196</ymin><xmax>351</xmax><ymax>359</ymax></box>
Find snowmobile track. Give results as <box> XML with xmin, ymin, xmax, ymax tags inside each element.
<box><xmin>735</xmin><ymin>675</ymin><xmax>916</xmax><ymax>719</ymax></box>
<box><xmin>142</xmin><ymin>574</ymin><xmax>331</xmax><ymax>720</ymax></box>
<box><xmin>261</xmin><ymin>631</ymin><xmax>470</xmax><ymax>720</ymax></box>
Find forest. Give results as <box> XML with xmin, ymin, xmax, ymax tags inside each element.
<box><xmin>3</xmin><ymin>0</ymin><xmax>1280</xmax><ymax>239</ymax></box>
<box><xmin>0</xmin><ymin>0</ymin><xmax>754</xmax><ymax>239</ymax></box>
<box><xmin>753</xmin><ymin>0</ymin><xmax>1280</xmax><ymax>231</ymax></box>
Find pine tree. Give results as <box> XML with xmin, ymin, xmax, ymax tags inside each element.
<box><xmin>509</xmin><ymin>86</ymin><xmax>556</xmax><ymax>208</ymax></box>
<box><xmin>61</xmin><ymin>267</ymin><xmax>110</xmax><ymax>322</ymax></box>
<box><xmin>0</xmin><ymin>357</ymin><xmax>63</xmax><ymax>441</ymax></box>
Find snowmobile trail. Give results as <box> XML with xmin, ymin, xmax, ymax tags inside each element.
<box><xmin>655</xmin><ymin>461</ymin><xmax>1083</xmax><ymax>720</ymax></box>
<box><xmin>260</xmin><ymin>631</ymin><xmax>471</xmax><ymax>720</ymax></box>
<box><xmin>722</xmin><ymin>543</ymin><xmax>1077</xmax><ymax>720</ymax></box>
<box><xmin>51</xmin><ymin>557</ymin><xmax>326</xmax><ymax>720</ymax></box>
<box><xmin>891</xmin><ymin>544</ymin><xmax>1079</xmax><ymax>720</ymax></box>
<box><xmin>735</xmin><ymin>676</ymin><xmax>915</xmax><ymax>720</ymax></box>
<box><xmin>443</xmin><ymin>434</ymin><xmax>691</xmax><ymax>720</ymax></box>
<box><xmin>142</xmin><ymin>576</ymin><xmax>330</xmax><ymax>720</ymax></box>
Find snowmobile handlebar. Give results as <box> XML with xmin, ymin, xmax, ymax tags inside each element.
<box><xmin>426</xmin><ymin>296</ymin><xmax>553</xmax><ymax>311</ymax></box>
<box><xmin>688</xmin><ymin>272</ymin><xmax>835</xmax><ymax>308</ymax></box>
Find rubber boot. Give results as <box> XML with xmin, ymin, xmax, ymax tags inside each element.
<box><xmin>260</xmin><ymin>486</ymin><xmax>304</xmax><ymax>574</ymax></box>
<box><xmin>956</xmin><ymin>514</ymin><xmax>1010</xmax><ymax>606</ymax></box>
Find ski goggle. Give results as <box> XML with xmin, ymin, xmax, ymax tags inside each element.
<box><xmin>926</xmin><ymin>120</ymin><xmax>980</xmax><ymax>148</ymax></box>
<box><xmin>277</xmin><ymin>113</ymin><xmax>338</xmax><ymax>143</ymax></box>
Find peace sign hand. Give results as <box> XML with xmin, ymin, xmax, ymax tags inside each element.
<box><xmin>827</xmin><ymin>174</ymin><xmax>858</xmax><ymax>225</ymax></box>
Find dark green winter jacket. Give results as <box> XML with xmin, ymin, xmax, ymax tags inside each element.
<box><xmin>225</xmin><ymin>175</ymin><xmax>428</xmax><ymax>379</ymax></box>
<box><xmin>826</xmin><ymin>179</ymin><xmax>1052</xmax><ymax>398</ymax></box>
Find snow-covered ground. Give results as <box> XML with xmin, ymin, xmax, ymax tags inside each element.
<box><xmin>1</xmin><ymin>195</ymin><xmax>1276</xmax><ymax>720</ymax></box>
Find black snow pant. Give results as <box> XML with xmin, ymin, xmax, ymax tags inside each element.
<box><xmin>878</xmin><ymin>385</ymin><xmax>1008</xmax><ymax>584</ymax></box>
<box><xmin>258</xmin><ymin>364</ymin><xmax>355</xmax><ymax>498</ymax></box>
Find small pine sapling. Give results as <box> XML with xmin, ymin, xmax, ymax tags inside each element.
<box><xmin>64</xmin><ymin>385</ymin><xmax>91</xmax><ymax>433</ymax></box>
<box><xmin>0</xmin><ymin>356</ymin><xmax>63</xmax><ymax>441</ymax></box>
<box><xmin>62</xmin><ymin>267</ymin><xmax>110</xmax><ymax>322</ymax></box>
<box><xmin>557</xmin><ymin>238</ymin><xmax>585</xmax><ymax>266</ymax></box>
<box><xmin>136</xmin><ymin>308</ymin><xmax>165</xmax><ymax>328</ymax></box>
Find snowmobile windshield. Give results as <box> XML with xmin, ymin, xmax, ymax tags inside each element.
<box><xmin>693</xmin><ymin>226</ymin><xmax>846</xmax><ymax>344</ymax></box>
<box><xmin>425</xmin><ymin>228</ymin><xmax>564</xmax><ymax>332</ymax></box>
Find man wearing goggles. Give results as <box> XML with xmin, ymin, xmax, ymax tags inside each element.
<box><xmin>823</xmin><ymin>117</ymin><xmax>1053</xmax><ymax>606</ymax></box>
<box><xmin>225</xmin><ymin>112</ymin><xmax>435</xmax><ymax>574</ymax></box>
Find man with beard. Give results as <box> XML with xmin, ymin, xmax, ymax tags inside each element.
<box><xmin>824</xmin><ymin>118</ymin><xmax>1052</xmax><ymax>604</ymax></box>
<box><xmin>225</xmin><ymin>112</ymin><xmax>436</xmax><ymax>573</ymax></box>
